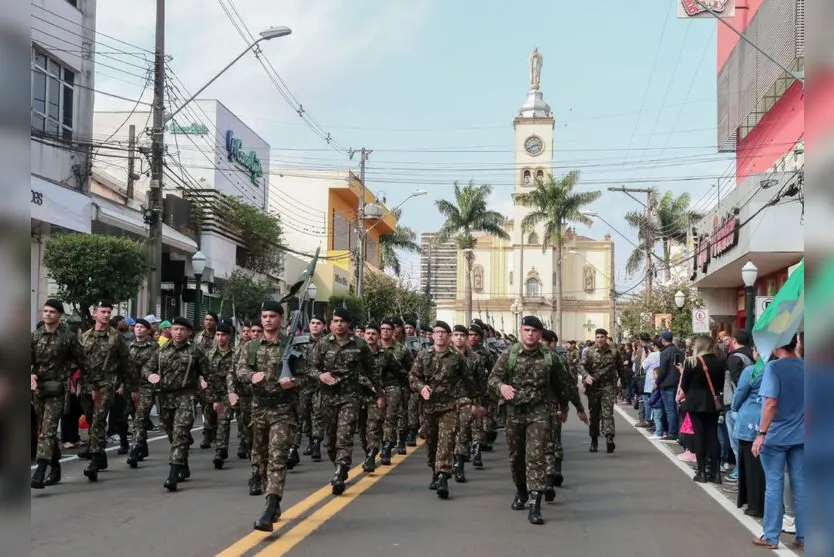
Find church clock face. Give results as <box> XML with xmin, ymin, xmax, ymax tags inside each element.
<box><xmin>524</xmin><ymin>135</ymin><xmax>544</xmax><ymax>156</ymax></box>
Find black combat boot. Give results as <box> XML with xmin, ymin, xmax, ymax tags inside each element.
<box><xmin>138</xmin><ymin>440</ymin><xmax>149</xmax><ymax>461</ymax></box>
<box><xmin>362</xmin><ymin>448</ymin><xmax>377</xmax><ymax>473</ymax></box>
<box><xmin>77</xmin><ymin>442</ymin><xmax>91</xmax><ymax>460</ymax></box>
<box><xmin>96</xmin><ymin>451</ymin><xmax>108</xmax><ymax>470</ymax></box>
<box><xmin>286</xmin><ymin>446</ymin><xmax>300</xmax><ymax>470</ymax></box>
<box><xmin>44</xmin><ymin>454</ymin><xmax>61</xmax><ymax>486</ymax></box>
<box><xmin>163</xmin><ymin>464</ymin><xmax>178</xmax><ymax>491</ymax></box>
<box><xmin>606</xmin><ymin>435</ymin><xmax>616</xmax><ymax>454</ymax></box>
<box><xmin>310</xmin><ymin>438</ymin><xmax>322</xmax><ymax>462</ymax></box>
<box><xmin>249</xmin><ymin>470</ymin><xmax>264</xmax><ymax>496</ymax></box>
<box><xmin>237</xmin><ymin>439</ymin><xmax>249</xmax><ymax>460</ymax></box>
<box><xmin>511</xmin><ymin>489</ymin><xmax>528</xmax><ymax>510</ymax></box>
<box><xmin>487</xmin><ymin>430</ymin><xmax>498</xmax><ymax>444</ymax></box>
<box><xmin>544</xmin><ymin>475</ymin><xmax>556</xmax><ymax>502</ymax></box>
<box><xmin>453</xmin><ymin>455</ymin><xmax>467</xmax><ymax>483</ymax></box>
<box><xmin>117</xmin><ymin>432</ymin><xmax>130</xmax><ymax>455</ymax></box>
<box><xmin>83</xmin><ymin>457</ymin><xmax>99</xmax><ymax>482</ymax></box>
<box><xmin>553</xmin><ymin>458</ymin><xmax>564</xmax><ymax>487</ymax></box>
<box><xmin>589</xmin><ymin>436</ymin><xmax>599</xmax><ymax>452</ymax></box>
<box><xmin>406</xmin><ymin>427</ymin><xmax>417</xmax><ymax>447</ymax></box>
<box><xmin>126</xmin><ymin>445</ymin><xmax>141</xmax><ymax>468</ymax></box>
<box><xmin>31</xmin><ymin>460</ymin><xmax>48</xmax><ymax>489</ymax></box>
<box><xmin>480</xmin><ymin>441</ymin><xmax>493</xmax><ymax>452</ymax></box>
<box><xmin>253</xmin><ymin>494</ymin><xmax>281</xmax><ymax>532</ymax></box>
<box><xmin>527</xmin><ymin>491</ymin><xmax>544</xmax><ymax>525</ymax></box>
<box><xmin>380</xmin><ymin>442</ymin><xmax>392</xmax><ymax>466</ymax></box>
<box><xmin>471</xmin><ymin>442</ymin><xmax>483</xmax><ymax>469</ymax></box>
<box><xmin>396</xmin><ymin>430</ymin><xmax>407</xmax><ymax>455</ymax></box>
<box><xmin>213</xmin><ymin>448</ymin><xmax>226</xmax><ymax>469</ymax></box>
<box><xmin>429</xmin><ymin>473</ymin><xmax>439</xmax><ymax>490</ymax></box>
<box><xmin>176</xmin><ymin>459</ymin><xmax>190</xmax><ymax>482</ymax></box>
<box><xmin>303</xmin><ymin>437</ymin><xmax>313</xmax><ymax>456</ymax></box>
<box><xmin>200</xmin><ymin>431</ymin><xmax>212</xmax><ymax>449</ymax></box>
<box><xmin>435</xmin><ymin>472</ymin><xmax>450</xmax><ymax>499</ymax></box>
<box><xmin>331</xmin><ymin>463</ymin><xmax>349</xmax><ymax>495</ymax></box>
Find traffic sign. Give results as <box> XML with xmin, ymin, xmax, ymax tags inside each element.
<box><xmin>755</xmin><ymin>296</ymin><xmax>774</xmax><ymax>319</ymax></box>
<box><xmin>692</xmin><ymin>308</ymin><xmax>710</xmax><ymax>333</ymax></box>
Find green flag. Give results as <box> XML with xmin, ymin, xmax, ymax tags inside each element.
<box><xmin>752</xmin><ymin>258</ymin><xmax>804</xmax><ymax>377</ymax></box>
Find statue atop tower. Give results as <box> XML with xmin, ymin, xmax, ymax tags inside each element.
<box><xmin>528</xmin><ymin>48</ymin><xmax>543</xmax><ymax>91</ymax></box>
<box><xmin>518</xmin><ymin>47</ymin><xmax>551</xmax><ymax>118</ymax></box>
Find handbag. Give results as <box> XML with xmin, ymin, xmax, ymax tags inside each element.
<box><xmin>698</xmin><ymin>356</ymin><xmax>724</xmax><ymax>413</ymax></box>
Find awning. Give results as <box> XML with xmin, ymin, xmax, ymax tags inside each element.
<box><xmin>92</xmin><ymin>196</ymin><xmax>198</xmax><ymax>254</ymax></box>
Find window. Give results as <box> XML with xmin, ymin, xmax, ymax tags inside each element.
<box><xmin>535</xmin><ymin>169</ymin><xmax>544</xmax><ymax>184</ymax></box>
<box><xmin>527</xmin><ymin>232</ymin><xmax>539</xmax><ymax>245</ymax></box>
<box><xmin>525</xmin><ymin>277</ymin><xmax>541</xmax><ymax>297</ymax></box>
<box><xmin>332</xmin><ymin>210</ymin><xmax>351</xmax><ymax>250</ymax></box>
<box><xmin>522</xmin><ymin>170</ymin><xmax>531</xmax><ymax>185</ymax></box>
<box><xmin>31</xmin><ymin>49</ymin><xmax>75</xmax><ymax>140</ymax></box>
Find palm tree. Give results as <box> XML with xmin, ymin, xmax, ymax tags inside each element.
<box><xmin>514</xmin><ymin>170</ymin><xmax>601</xmax><ymax>335</ymax></box>
<box><xmin>624</xmin><ymin>190</ymin><xmax>702</xmax><ymax>284</ymax></box>
<box><xmin>435</xmin><ymin>181</ymin><xmax>510</xmax><ymax>324</ymax></box>
<box><xmin>378</xmin><ymin>208</ymin><xmax>421</xmax><ymax>276</ymax></box>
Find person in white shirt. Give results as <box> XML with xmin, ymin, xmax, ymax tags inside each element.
<box><xmin>638</xmin><ymin>338</ymin><xmax>662</xmax><ymax>426</ymax></box>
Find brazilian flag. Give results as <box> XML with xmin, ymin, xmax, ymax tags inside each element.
<box><xmin>752</xmin><ymin>258</ymin><xmax>804</xmax><ymax>377</ymax></box>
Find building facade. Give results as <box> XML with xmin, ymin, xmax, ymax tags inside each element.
<box><xmin>419</xmin><ymin>233</ymin><xmax>457</xmax><ymax>300</ymax></box>
<box><xmin>691</xmin><ymin>0</ymin><xmax>805</xmax><ymax>334</ymax></box>
<box><xmin>433</xmin><ymin>52</ymin><xmax>615</xmax><ymax>341</ymax></box>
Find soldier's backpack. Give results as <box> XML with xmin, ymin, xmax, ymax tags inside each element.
<box><xmin>80</xmin><ymin>326</ymin><xmax>120</xmax><ymax>371</ymax></box>
<box><xmin>507</xmin><ymin>342</ymin><xmax>553</xmax><ymax>373</ymax></box>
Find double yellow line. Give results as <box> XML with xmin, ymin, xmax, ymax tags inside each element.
<box><xmin>215</xmin><ymin>440</ymin><xmax>423</xmax><ymax>557</ymax></box>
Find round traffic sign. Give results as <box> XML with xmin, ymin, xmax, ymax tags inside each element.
<box><xmin>693</xmin><ymin>309</ymin><xmax>707</xmax><ymax>321</ymax></box>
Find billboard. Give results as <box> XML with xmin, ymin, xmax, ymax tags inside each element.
<box><xmin>678</xmin><ymin>0</ymin><xmax>735</xmax><ymax>18</ymax></box>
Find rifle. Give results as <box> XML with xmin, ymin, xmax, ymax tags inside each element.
<box><xmin>276</xmin><ymin>247</ymin><xmax>321</xmax><ymax>380</ymax></box>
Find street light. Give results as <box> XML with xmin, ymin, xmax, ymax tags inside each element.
<box><xmin>510</xmin><ymin>298</ymin><xmax>522</xmax><ymax>337</ymax></box>
<box><xmin>741</xmin><ymin>261</ymin><xmax>758</xmax><ymax>332</ymax></box>
<box><xmin>191</xmin><ymin>250</ymin><xmax>207</xmax><ymax>326</ymax></box>
<box><xmin>306</xmin><ymin>282</ymin><xmax>318</xmax><ymax>319</ymax></box>
<box><xmin>674</xmin><ymin>290</ymin><xmax>685</xmax><ymax>310</ymax></box>
<box><xmin>164</xmin><ymin>26</ymin><xmax>292</xmax><ymax>123</ymax></box>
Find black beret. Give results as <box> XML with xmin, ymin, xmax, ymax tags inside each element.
<box><xmin>542</xmin><ymin>329</ymin><xmax>556</xmax><ymax>342</ymax></box>
<box><xmin>261</xmin><ymin>300</ymin><xmax>284</xmax><ymax>315</ymax></box>
<box><xmin>471</xmin><ymin>318</ymin><xmax>485</xmax><ymax>328</ymax></box>
<box><xmin>205</xmin><ymin>311</ymin><xmax>219</xmax><ymax>322</ymax></box>
<box><xmin>217</xmin><ymin>322</ymin><xmax>234</xmax><ymax>335</ymax></box>
<box><xmin>453</xmin><ymin>324</ymin><xmax>468</xmax><ymax>334</ymax></box>
<box><xmin>421</xmin><ymin>324</ymin><xmax>432</xmax><ymax>332</ymax></box>
<box><xmin>521</xmin><ymin>315</ymin><xmax>544</xmax><ymax>330</ymax></box>
<box><xmin>406</xmin><ymin>320</ymin><xmax>417</xmax><ymax>328</ymax></box>
<box><xmin>135</xmin><ymin>318</ymin><xmax>151</xmax><ymax>329</ymax></box>
<box><xmin>468</xmin><ymin>324</ymin><xmax>483</xmax><ymax>336</ymax></box>
<box><xmin>44</xmin><ymin>299</ymin><xmax>64</xmax><ymax>313</ymax></box>
<box><xmin>171</xmin><ymin>317</ymin><xmax>193</xmax><ymax>330</ymax></box>
<box><xmin>310</xmin><ymin>313</ymin><xmax>325</xmax><ymax>323</ymax></box>
<box><xmin>433</xmin><ymin>320</ymin><xmax>451</xmax><ymax>333</ymax></box>
<box><xmin>389</xmin><ymin>316</ymin><xmax>404</xmax><ymax>327</ymax></box>
<box><xmin>364</xmin><ymin>322</ymin><xmax>380</xmax><ymax>332</ymax></box>
<box><xmin>333</xmin><ymin>307</ymin><xmax>351</xmax><ymax>322</ymax></box>
<box><xmin>595</xmin><ymin>328</ymin><xmax>609</xmax><ymax>336</ymax></box>
<box><xmin>94</xmin><ymin>300</ymin><xmax>114</xmax><ymax>309</ymax></box>
<box><xmin>380</xmin><ymin>317</ymin><xmax>395</xmax><ymax>327</ymax></box>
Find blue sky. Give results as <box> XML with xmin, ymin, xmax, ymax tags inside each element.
<box><xmin>93</xmin><ymin>0</ymin><xmax>734</xmax><ymax>291</ymax></box>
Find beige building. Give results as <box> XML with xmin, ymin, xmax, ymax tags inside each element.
<box><xmin>433</xmin><ymin>51</ymin><xmax>614</xmax><ymax>341</ymax></box>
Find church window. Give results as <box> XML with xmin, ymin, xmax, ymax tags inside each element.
<box><xmin>525</xmin><ymin>277</ymin><xmax>541</xmax><ymax>297</ymax></box>
<box><xmin>527</xmin><ymin>232</ymin><xmax>539</xmax><ymax>245</ymax></box>
<box><xmin>535</xmin><ymin>169</ymin><xmax>544</xmax><ymax>184</ymax></box>
<box><xmin>508</xmin><ymin>271</ymin><xmax>513</xmax><ymax>286</ymax></box>
<box><xmin>522</xmin><ymin>170</ymin><xmax>531</xmax><ymax>185</ymax></box>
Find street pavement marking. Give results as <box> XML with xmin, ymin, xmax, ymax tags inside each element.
<box><xmin>252</xmin><ymin>440</ymin><xmax>424</xmax><ymax>557</ymax></box>
<box><xmin>614</xmin><ymin>405</ymin><xmax>798</xmax><ymax>556</ymax></box>
<box><xmin>215</xmin><ymin>439</ymin><xmax>424</xmax><ymax>557</ymax></box>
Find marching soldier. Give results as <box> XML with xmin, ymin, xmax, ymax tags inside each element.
<box><xmin>126</xmin><ymin>318</ymin><xmax>159</xmax><ymax>468</ymax></box>
<box><xmin>31</xmin><ymin>299</ymin><xmax>85</xmax><ymax>489</ymax></box>
<box><xmin>300</xmin><ymin>314</ymin><xmax>325</xmax><ymax>460</ymax></box>
<box><xmin>206</xmin><ymin>322</ymin><xmax>235</xmax><ymax>469</ymax></box>
<box><xmin>380</xmin><ymin>317</ymin><xmax>414</xmax><ymax>453</ymax></box>
<box><xmin>579</xmin><ymin>328</ymin><xmax>625</xmax><ymax>454</ymax></box>
<box><xmin>450</xmin><ymin>324</ymin><xmax>486</xmax><ymax>483</ymax></box>
<box><xmin>195</xmin><ymin>312</ymin><xmax>218</xmax><ymax>449</ymax></box>
<box><xmin>141</xmin><ymin>317</ymin><xmax>210</xmax><ymax>491</ymax></box>
<box><xmin>471</xmin><ymin>319</ymin><xmax>498</xmax><ymax>452</ymax></box>
<box><xmin>466</xmin><ymin>322</ymin><xmax>491</xmax><ymax>468</ymax></box>
<box><xmin>231</xmin><ymin>321</ymin><xmax>255</xmax><ymax>461</ymax></box>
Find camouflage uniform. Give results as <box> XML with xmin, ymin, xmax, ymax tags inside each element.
<box><xmin>475</xmin><ymin>343</ymin><xmax>497</xmax><ymax>444</ymax></box>
<box><xmin>31</xmin><ymin>324</ymin><xmax>85</xmax><ymax>464</ymax></box>
<box><xmin>193</xmin><ymin>329</ymin><xmax>216</xmax><ymax>446</ymax></box>
<box><xmin>141</xmin><ymin>339</ymin><xmax>209</xmax><ymax>467</ymax></box>
<box><xmin>384</xmin><ymin>341</ymin><xmax>415</xmax><ymax>449</ymax></box>
<box><xmin>229</xmin><ymin>340</ymin><xmax>255</xmax><ymax>457</ymax></box>
<box><xmin>545</xmin><ymin>347</ymin><xmax>584</xmax><ymax>481</ymax></box>
<box><xmin>360</xmin><ymin>346</ymin><xmax>404</xmax><ymax>460</ymax></box>
<box><xmin>129</xmin><ymin>338</ymin><xmax>159</xmax><ymax>450</ymax></box>
<box><xmin>488</xmin><ymin>345</ymin><xmax>573</xmax><ymax>494</ymax></box>
<box><xmin>237</xmin><ymin>336</ymin><xmax>307</xmax><ymax>499</ymax></box>
<box><xmin>455</xmin><ymin>348</ymin><xmax>486</xmax><ymax>460</ymax></box>
<box><xmin>306</xmin><ymin>334</ymin><xmax>380</xmax><ymax>467</ymax></box>
<box><xmin>409</xmin><ymin>347</ymin><xmax>477</xmax><ymax>477</ymax></box>
<box><xmin>79</xmin><ymin>327</ymin><xmax>130</xmax><ymax>459</ymax></box>
<box><xmin>298</xmin><ymin>334</ymin><xmax>322</xmax><ymax>450</ymax></box>
<box><xmin>578</xmin><ymin>343</ymin><xmax>624</xmax><ymax>441</ymax></box>
<box><xmin>206</xmin><ymin>344</ymin><xmax>235</xmax><ymax>452</ymax></box>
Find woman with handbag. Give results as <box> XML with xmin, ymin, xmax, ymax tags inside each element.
<box><xmin>677</xmin><ymin>335</ymin><xmax>727</xmax><ymax>484</ymax></box>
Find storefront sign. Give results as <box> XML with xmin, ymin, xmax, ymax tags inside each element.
<box><xmin>225</xmin><ymin>130</ymin><xmax>263</xmax><ymax>186</ymax></box>
<box><xmin>691</xmin><ymin>210</ymin><xmax>740</xmax><ymax>277</ymax></box>
<box><xmin>334</xmin><ymin>274</ymin><xmax>349</xmax><ymax>287</ymax></box>
<box><xmin>30</xmin><ymin>177</ymin><xmax>92</xmax><ymax>233</ymax></box>
<box><xmin>31</xmin><ymin>189</ymin><xmax>44</xmax><ymax>205</ymax></box>
<box><xmin>165</xmin><ymin>123</ymin><xmax>209</xmax><ymax>134</ymax></box>
<box><xmin>678</xmin><ymin>0</ymin><xmax>735</xmax><ymax>18</ymax></box>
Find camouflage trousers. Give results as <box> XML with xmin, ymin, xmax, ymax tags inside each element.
<box><xmin>33</xmin><ymin>394</ymin><xmax>63</xmax><ymax>462</ymax></box>
<box><xmin>586</xmin><ymin>384</ymin><xmax>616</xmax><ymax>438</ymax></box>
<box><xmin>310</xmin><ymin>389</ymin><xmax>324</xmax><ymax>439</ymax></box>
<box><xmin>320</xmin><ymin>396</ymin><xmax>360</xmax><ymax>466</ymax></box>
<box><xmin>505</xmin><ymin>404</ymin><xmax>551</xmax><ymax>492</ymax></box>
<box><xmin>454</xmin><ymin>399</ymin><xmax>474</xmax><ymax>458</ymax></box>
<box><xmin>80</xmin><ymin>384</ymin><xmax>115</xmax><ymax>455</ymax></box>
<box><xmin>544</xmin><ymin>406</ymin><xmax>564</xmax><ymax>476</ymax></box>
<box><xmin>298</xmin><ymin>386</ymin><xmax>321</xmax><ymax>439</ymax></box>
<box><xmin>200</xmin><ymin>389</ymin><xmax>217</xmax><ymax>441</ymax></box>
<box><xmin>424</xmin><ymin>407</ymin><xmax>458</xmax><ymax>475</ymax></box>
<box><xmin>483</xmin><ymin>394</ymin><xmax>500</xmax><ymax>437</ymax></box>
<box><xmin>250</xmin><ymin>402</ymin><xmax>297</xmax><ymax>493</ymax></box>
<box><xmin>396</xmin><ymin>385</ymin><xmax>409</xmax><ymax>432</ymax></box>
<box><xmin>235</xmin><ymin>394</ymin><xmax>253</xmax><ymax>454</ymax></box>
<box><xmin>131</xmin><ymin>387</ymin><xmax>156</xmax><ymax>445</ymax></box>
<box><xmin>381</xmin><ymin>385</ymin><xmax>403</xmax><ymax>446</ymax></box>
<box><xmin>158</xmin><ymin>392</ymin><xmax>195</xmax><ymax>466</ymax></box>
<box><xmin>216</xmin><ymin>399</ymin><xmax>233</xmax><ymax>450</ymax></box>
<box><xmin>358</xmin><ymin>397</ymin><xmax>382</xmax><ymax>453</ymax></box>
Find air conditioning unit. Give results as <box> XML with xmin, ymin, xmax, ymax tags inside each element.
<box><xmin>364</xmin><ymin>202</ymin><xmax>384</xmax><ymax>219</ymax></box>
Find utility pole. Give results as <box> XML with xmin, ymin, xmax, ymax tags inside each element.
<box><xmin>126</xmin><ymin>124</ymin><xmax>138</xmax><ymax>200</ymax></box>
<box><xmin>610</xmin><ymin>236</ymin><xmax>617</xmax><ymax>342</ymax></box>
<box><xmin>608</xmin><ymin>186</ymin><xmax>654</xmax><ymax>295</ymax></box>
<box><xmin>350</xmin><ymin>147</ymin><xmax>372</xmax><ymax>297</ymax></box>
<box><xmin>146</xmin><ymin>0</ymin><xmax>165</xmax><ymax>314</ymax></box>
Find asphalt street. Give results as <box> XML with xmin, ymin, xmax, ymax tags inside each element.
<box><xmin>31</xmin><ymin>411</ymin><xmax>798</xmax><ymax>557</ymax></box>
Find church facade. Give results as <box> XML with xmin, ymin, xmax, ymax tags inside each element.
<box><xmin>432</xmin><ymin>49</ymin><xmax>615</xmax><ymax>341</ymax></box>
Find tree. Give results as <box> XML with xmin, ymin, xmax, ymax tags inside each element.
<box><xmin>435</xmin><ymin>181</ymin><xmax>510</xmax><ymax>324</ymax></box>
<box><xmin>362</xmin><ymin>271</ymin><xmax>436</xmax><ymax>324</ymax></box>
<box><xmin>378</xmin><ymin>208</ymin><xmax>421</xmax><ymax>276</ymax></box>
<box><xmin>624</xmin><ymin>190</ymin><xmax>702</xmax><ymax>284</ymax></box>
<box><xmin>618</xmin><ymin>283</ymin><xmax>704</xmax><ymax>341</ymax></box>
<box><xmin>329</xmin><ymin>294</ymin><xmax>366</xmax><ymax>325</ymax></box>
<box><xmin>216</xmin><ymin>194</ymin><xmax>284</xmax><ymax>276</ymax></box>
<box><xmin>43</xmin><ymin>234</ymin><xmax>147</xmax><ymax>324</ymax></box>
<box><xmin>219</xmin><ymin>268</ymin><xmax>279</xmax><ymax>322</ymax></box>
<box><xmin>514</xmin><ymin>170</ymin><xmax>601</xmax><ymax>336</ymax></box>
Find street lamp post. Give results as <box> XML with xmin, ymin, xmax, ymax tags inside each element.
<box><xmin>306</xmin><ymin>282</ymin><xmax>318</xmax><ymax>319</ymax></box>
<box><xmin>674</xmin><ymin>290</ymin><xmax>685</xmax><ymax>340</ymax></box>
<box><xmin>741</xmin><ymin>261</ymin><xmax>758</xmax><ymax>333</ymax></box>
<box><xmin>510</xmin><ymin>298</ymin><xmax>521</xmax><ymax>337</ymax></box>
<box><xmin>191</xmin><ymin>250</ymin><xmax>207</xmax><ymax>326</ymax></box>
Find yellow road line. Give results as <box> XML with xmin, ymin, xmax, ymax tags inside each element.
<box><xmin>253</xmin><ymin>440</ymin><xmax>423</xmax><ymax>557</ymax></box>
<box><xmin>214</xmin><ymin>441</ymin><xmax>423</xmax><ymax>557</ymax></box>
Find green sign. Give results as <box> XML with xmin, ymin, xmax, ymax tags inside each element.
<box><xmin>225</xmin><ymin>130</ymin><xmax>263</xmax><ymax>186</ymax></box>
<box><xmin>165</xmin><ymin>123</ymin><xmax>209</xmax><ymax>135</ymax></box>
